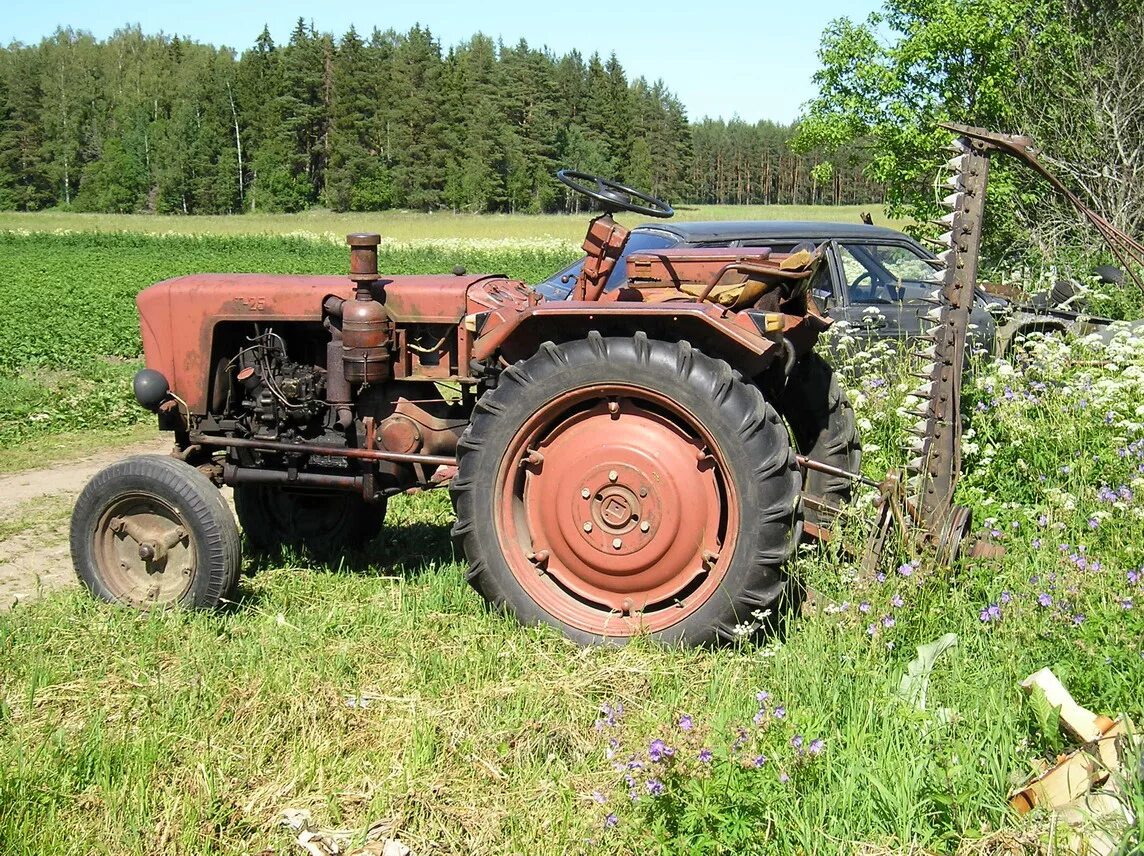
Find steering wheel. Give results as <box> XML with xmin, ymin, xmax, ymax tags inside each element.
<box><xmin>851</xmin><ymin>271</ymin><xmax>900</xmax><ymax>303</ymax></box>
<box><xmin>556</xmin><ymin>169</ymin><xmax>674</xmax><ymax>219</ymax></box>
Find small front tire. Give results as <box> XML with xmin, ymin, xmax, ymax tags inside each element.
<box><xmin>70</xmin><ymin>455</ymin><xmax>241</xmax><ymax>609</ymax></box>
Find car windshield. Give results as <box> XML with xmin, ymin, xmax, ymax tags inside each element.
<box><xmin>838</xmin><ymin>242</ymin><xmax>942</xmax><ymax>304</ymax></box>
<box><xmin>533</xmin><ymin>230</ymin><xmax>680</xmax><ymax>300</ymax></box>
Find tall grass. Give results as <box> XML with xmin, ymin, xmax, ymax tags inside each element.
<box><xmin>0</xmin><ymin>204</ymin><xmax>892</xmax><ymax>242</ymax></box>
<box><xmin>1</xmin><ymin>324</ymin><xmax>1142</xmax><ymax>854</ymax></box>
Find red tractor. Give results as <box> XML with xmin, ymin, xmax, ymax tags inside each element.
<box><xmin>71</xmin><ymin>170</ymin><xmax>868</xmax><ymax>645</ymax></box>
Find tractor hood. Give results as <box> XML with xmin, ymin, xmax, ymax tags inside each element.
<box><xmin>136</xmin><ymin>272</ymin><xmax>503</xmax><ymax>413</ymax></box>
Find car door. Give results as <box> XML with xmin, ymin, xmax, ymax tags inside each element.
<box><xmin>828</xmin><ymin>239</ymin><xmax>997</xmax><ymax>353</ymax></box>
<box><xmin>830</xmin><ymin>241</ymin><xmax>923</xmax><ymax>345</ymax></box>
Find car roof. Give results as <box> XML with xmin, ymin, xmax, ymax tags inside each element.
<box><xmin>632</xmin><ymin>220</ymin><xmax>912</xmax><ymax>244</ymax></box>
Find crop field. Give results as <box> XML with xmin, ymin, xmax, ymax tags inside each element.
<box><xmin>1</xmin><ymin>219</ymin><xmax>1142</xmax><ymax>854</ymax></box>
<box><xmin>0</xmin><ymin>204</ymin><xmax>888</xmax><ymax>243</ymax></box>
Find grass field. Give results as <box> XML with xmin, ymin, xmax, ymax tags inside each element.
<box><xmin>0</xmin><ymin>204</ymin><xmax>892</xmax><ymax>243</ymax></box>
<box><xmin>1</xmin><ymin>214</ymin><xmax>1142</xmax><ymax>854</ymax></box>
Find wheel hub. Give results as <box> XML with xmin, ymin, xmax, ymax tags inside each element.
<box><xmin>574</xmin><ymin>463</ymin><xmax>656</xmax><ymax>556</ymax></box>
<box><xmin>96</xmin><ymin>495</ymin><xmax>195</xmax><ymax>606</ymax></box>
<box><xmin>498</xmin><ymin>389</ymin><xmax>736</xmax><ymax>635</ymax></box>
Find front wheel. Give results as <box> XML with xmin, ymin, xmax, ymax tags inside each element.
<box><xmin>450</xmin><ymin>332</ymin><xmax>802</xmax><ymax>646</ymax></box>
<box><xmin>70</xmin><ymin>455</ymin><xmax>241</xmax><ymax>609</ymax></box>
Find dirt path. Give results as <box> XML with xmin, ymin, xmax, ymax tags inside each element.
<box><xmin>0</xmin><ymin>436</ymin><xmax>172</xmax><ymax>608</ymax></box>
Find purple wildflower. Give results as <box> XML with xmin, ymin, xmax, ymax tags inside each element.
<box><xmin>591</xmin><ymin>791</ymin><xmax>606</xmax><ymax>804</ymax></box>
<box><xmin>648</xmin><ymin>739</ymin><xmax>673</xmax><ymax>762</ymax></box>
<box><xmin>646</xmin><ymin>778</ymin><xmax>665</xmax><ymax>797</ymax></box>
<box><xmin>866</xmin><ymin>623</ymin><xmax>878</xmax><ymax>636</ymax></box>
<box><xmin>898</xmin><ymin>563</ymin><xmax>913</xmax><ymax>577</ymax></box>
<box><xmin>1000</xmin><ymin>591</ymin><xmax>1012</xmax><ymax>604</ymax></box>
<box><xmin>752</xmin><ymin>755</ymin><xmax>767</xmax><ymax>768</ymax></box>
<box><xmin>808</xmin><ymin>738</ymin><xmax>825</xmax><ymax>756</ymax></box>
<box><xmin>859</xmin><ymin>601</ymin><xmax>871</xmax><ymax>613</ymax></box>
<box><xmin>891</xmin><ymin>593</ymin><xmax>904</xmax><ymax>608</ymax></box>
<box><xmin>773</xmin><ymin>706</ymin><xmax>786</xmax><ymax>719</ymax></box>
<box><xmin>1072</xmin><ymin>614</ymin><xmax>1086</xmax><ymax>626</ymax></box>
<box><xmin>678</xmin><ymin>714</ymin><xmax>693</xmax><ymax>732</ymax></box>
<box><xmin>604</xmin><ymin>813</ymin><xmax>618</xmax><ymax>828</ymax></box>
<box><xmin>698</xmin><ymin>748</ymin><xmax>713</xmax><ymax>763</ymax></box>
<box><xmin>756</xmin><ymin>690</ymin><xmax>770</xmax><ymax>704</ymax></box>
<box><xmin>882</xmin><ymin>615</ymin><xmax>896</xmax><ymax>628</ymax></box>
<box><xmin>779</xmin><ymin>772</ymin><xmax>790</xmax><ymax>784</ymax></box>
<box><xmin>1038</xmin><ymin>593</ymin><xmax>1053</xmax><ymax>608</ymax></box>
<box><xmin>1032</xmin><ymin>538</ymin><xmax>1042</xmax><ymax>549</ymax></box>
<box><xmin>1121</xmin><ymin>598</ymin><xmax>1133</xmax><ymax>610</ymax></box>
<box><xmin>791</xmin><ymin>735</ymin><xmax>804</xmax><ymax>750</ymax></box>
<box><xmin>980</xmin><ymin>604</ymin><xmax>1002</xmax><ymax>622</ymax></box>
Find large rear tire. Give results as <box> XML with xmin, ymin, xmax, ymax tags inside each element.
<box><xmin>233</xmin><ymin>486</ymin><xmax>386</xmax><ymax>559</ymax></box>
<box><xmin>776</xmin><ymin>352</ymin><xmax>862</xmax><ymax>529</ymax></box>
<box><xmin>450</xmin><ymin>332</ymin><xmax>803</xmax><ymax>646</ymax></box>
<box><xmin>70</xmin><ymin>455</ymin><xmax>241</xmax><ymax>609</ymax></box>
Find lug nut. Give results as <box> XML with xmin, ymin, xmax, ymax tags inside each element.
<box><xmin>583</xmin><ymin>522</ymin><xmax>593</xmax><ymax>532</ymax></box>
<box><xmin>608</xmin><ymin>470</ymin><xmax>618</xmax><ymax>482</ymax></box>
<box><xmin>639</xmin><ymin>487</ymin><xmax>647</xmax><ymax>497</ymax></box>
<box><xmin>640</xmin><ymin>521</ymin><xmax>650</xmax><ymax>533</ymax></box>
<box><xmin>612</xmin><ymin>538</ymin><xmax>622</xmax><ymax>549</ymax></box>
<box><xmin>581</xmin><ymin>488</ymin><xmax>590</xmax><ymax>499</ymax></box>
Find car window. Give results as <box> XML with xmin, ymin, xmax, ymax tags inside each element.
<box><xmin>532</xmin><ymin>231</ymin><xmax>679</xmax><ymax>300</ymax></box>
<box><xmin>839</xmin><ymin>242</ymin><xmax>941</xmax><ymax>304</ymax></box>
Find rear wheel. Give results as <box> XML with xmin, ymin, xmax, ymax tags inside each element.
<box><xmin>451</xmin><ymin>332</ymin><xmax>802</xmax><ymax>646</ymax></box>
<box><xmin>776</xmin><ymin>352</ymin><xmax>861</xmax><ymax>530</ymax></box>
<box><xmin>70</xmin><ymin>455</ymin><xmax>241</xmax><ymax>609</ymax></box>
<box><xmin>233</xmin><ymin>486</ymin><xmax>386</xmax><ymax>559</ymax></box>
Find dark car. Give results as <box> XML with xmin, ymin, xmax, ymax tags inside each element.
<box><xmin>536</xmin><ymin>220</ymin><xmax>1120</xmax><ymax>355</ymax></box>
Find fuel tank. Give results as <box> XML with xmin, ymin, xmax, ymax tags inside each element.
<box><xmin>136</xmin><ymin>272</ymin><xmax>501</xmax><ymax>414</ymax></box>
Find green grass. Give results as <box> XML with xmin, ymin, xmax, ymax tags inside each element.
<box><xmin>1</xmin><ymin>213</ymin><xmax>1141</xmax><ymax>853</ymax></box>
<box><xmin>0</xmin><ymin>204</ymin><xmax>893</xmax><ymax>242</ymax></box>
<box><xmin>2</xmin><ymin>332</ymin><xmax>1143</xmax><ymax>854</ymax></box>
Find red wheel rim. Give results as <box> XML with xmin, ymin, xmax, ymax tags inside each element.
<box><xmin>495</xmin><ymin>384</ymin><xmax>738</xmax><ymax>636</ymax></box>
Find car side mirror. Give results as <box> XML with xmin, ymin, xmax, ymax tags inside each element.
<box><xmin>812</xmin><ymin>288</ymin><xmax>833</xmax><ymax>310</ymax></box>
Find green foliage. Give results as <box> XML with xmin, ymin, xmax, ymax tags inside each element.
<box><xmin>794</xmin><ymin>0</ymin><xmax>1144</xmax><ymax>279</ymax></box>
<box><xmin>1</xmin><ymin>232</ymin><xmax>1143</xmax><ymax>851</ymax></box>
<box><xmin>0</xmin><ymin>23</ymin><xmax>882</xmax><ymax>217</ymax></box>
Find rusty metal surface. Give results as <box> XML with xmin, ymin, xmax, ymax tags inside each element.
<box><xmin>625</xmin><ymin>247</ymin><xmax>815</xmax><ymax>288</ymax></box>
<box><xmin>95</xmin><ymin>494</ymin><xmax>195</xmax><ymax>606</ymax></box>
<box><xmin>493</xmin><ymin>385</ymin><xmax>738</xmax><ymax>636</ymax></box>
<box><xmin>578</xmin><ymin>214</ymin><xmax>629</xmax><ymax>300</ymax></box>
<box><xmin>189</xmin><ymin>432</ymin><xmax>457</xmax><ymax>468</ymax></box>
<box><xmin>384</xmin><ymin>275</ymin><xmax>501</xmax><ymax>323</ymax></box>
<box><xmin>470</xmin><ymin>300</ymin><xmax>783</xmax><ymax>362</ymax></box>
<box><xmin>137</xmin><ymin>272</ymin><xmax>494</xmax><ymax>413</ymax></box>
<box><xmin>899</xmin><ymin>132</ymin><xmax>988</xmax><ymax>542</ymax></box>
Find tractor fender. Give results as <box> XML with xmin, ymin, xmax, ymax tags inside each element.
<box><xmin>471</xmin><ymin>302</ymin><xmax>788</xmax><ymax>377</ymax></box>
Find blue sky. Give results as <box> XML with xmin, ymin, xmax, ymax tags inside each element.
<box><xmin>3</xmin><ymin>0</ymin><xmax>881</xmax><ymax>124</ymax></box>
